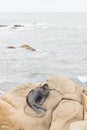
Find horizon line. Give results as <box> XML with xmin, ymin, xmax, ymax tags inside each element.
<box><xmin>0</xmin><ymin>11</ymin><xmax>87</xmax><ymax>13</ymax></box>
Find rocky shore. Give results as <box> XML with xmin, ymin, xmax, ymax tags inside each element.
<box><xmin>0</xmin><ymin>75</ymin><xmax>87</xmax><ymax>130</ymax></box>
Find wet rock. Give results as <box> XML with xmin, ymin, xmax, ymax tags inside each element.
<box><xmin>7</xmin><ymin>46</ymin><xmax>16</xmax><ymax>49</ymax></box>
<box><xmin>0</xmin><ymin>76</ymin><xmax>86</xmax><ymax>130</ymax></box>
<box><xmin>20</xmin><ymin>44</ymin><xmax>36</xmax><ymax>51</ymax></box>
<box><xmin>14</xmin><ymin>25</ymin><xmax>24</xmax><ymax>27</ymax></box>
<box><xmin>0</xmin><ymin>25</ymin><xmax>8</xmax><ymax>27</ymax></box>
<box><xmin>11</xmin><ymin>25</ymin><xmax>24</xmax><ymax>29</ymax></box>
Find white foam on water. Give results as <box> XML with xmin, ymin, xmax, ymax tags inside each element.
<box><xmin>0</xmin><ymin>90</ymin><xmax>4</xmax><ymax>96</ymax></box>
<box><xmin>77</xmin><ymin>75</ymin><xmax>87</xmax><ymax>83</ymax></box>
<box><xmin>0</xmin><ymin>79</ymin><xmax>13</xmax><ymax>84</ymax></box>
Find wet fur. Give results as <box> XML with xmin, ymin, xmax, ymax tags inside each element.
<box><xmin>26</xmin><ymin>84</ymin><xmax>49</xmax><ymax>113</ymax></box>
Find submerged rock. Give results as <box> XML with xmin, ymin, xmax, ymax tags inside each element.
<box><xmin>20</xmin><ymin>44</ymin><xmax>36</xmax><ymax>51</ymax></box>
<box><xmin>0</xmin><ymin>75</ymin><xmax>87</xmax><ymax>130</ymax></box>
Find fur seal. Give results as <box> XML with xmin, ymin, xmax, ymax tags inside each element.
<box><xmin>26</xmin><ymin>83</ymin><xmax>49</xmax><ymax>114</ymax></box>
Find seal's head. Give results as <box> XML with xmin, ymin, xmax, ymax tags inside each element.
<box><xmin>41</xmin><ymin>83</ymin><xmax>49</xmax><ymax>96</ymax></box>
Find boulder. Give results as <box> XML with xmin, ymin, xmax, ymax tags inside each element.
<box><xmin>0</xmin><ymin>76</ymin><xmax>86</xmax><ymax>130</ymax></box>
<box><xmin>20</xmin><ymin>44</ymin><xmax>36</xmax><ymax>51</ymax></box>
<box><xmin>46</xmin><ymin>76</ymin><xmax>83</xmax><ymax>130</ymax></box>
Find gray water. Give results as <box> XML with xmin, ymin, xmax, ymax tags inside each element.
<box><xmin>0</xmin><ymin>13</ymin><xmax>87</xmax><ymax>91</ymax></box>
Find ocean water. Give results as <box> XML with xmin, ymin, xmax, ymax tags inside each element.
<box><xmin>0</xmin><ymin>13</ymin><xmax>87</xmax><ymax>92</ymax></box>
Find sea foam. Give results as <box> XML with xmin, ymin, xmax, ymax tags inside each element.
<box><xmin>78</xmin><ymin>75</ymin><xmax>87</xmax><ymax>83</ymax></box>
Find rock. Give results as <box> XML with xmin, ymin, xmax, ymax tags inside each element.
<box><xmin>70</xmin><ymin>120</ymin><xmax>87</xmax><ymax>130</ymax></box>
<box><xmin>20</xmin><ymin>44</ymin><xmax>36</xmax><ymax>51</ymax></box>
<box><xmin>0</xmin><ymin>25</ymin><xmax>8</xmax><ymax>27</ymax></box>
<box><xmin>7</xmin><ymin>46</ymin><xmax>16</xmax><ymax>49</ymax></box>
<box><xmin>80</xmin><ymin>90</ymin><xmax>87</xmax><ymax>120</ymax></box>
<box><xmin>11</xmin><ymin>25</ymin><xmax>24</xmax><ymax>29</ymax></box>
<box><xmin>0</xmin><ymin>76</ymin><xmax>86</xmax><ymax>130</ymax></box>
<box><xmin>46</xmin><ymin>76</ymin><xmax>83</xmax><ymax>130</ymax></box>
<box><xmin>14</xmin><ymin>25</ymin><xmax>24</xmax><ymax>27</ymax></box>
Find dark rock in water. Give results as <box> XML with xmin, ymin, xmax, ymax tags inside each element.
<box><xmin>20</xmin><ymin>44</ymin><xmax>36</xmax><ymax>51</ymax></box>
<box><xmin>0</xmin><ymin>25</ymin><xmax>8</xmax><ymax>27</ymax></box>
<box><xmin>14</xmin><ymin>25</ymin><xmax>24</xmax><ymax>27</ymax></box>
<box><xmin>7</xmin><ymin>46</ymin><xmax>16</xmax><ymax>49</ymax></box>
<box><xmin>11</xmin><ymin>25</ymin><xmax>24</xmax><ymax>29</ymax></box>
